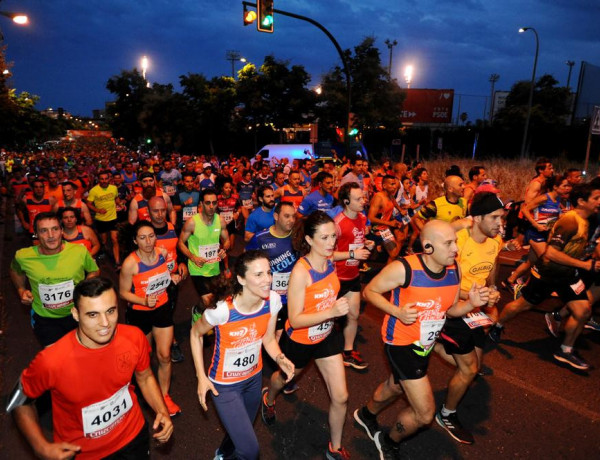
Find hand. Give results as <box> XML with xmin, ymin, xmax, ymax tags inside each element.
<box><xmin>192</xmin><ymin>256</ymin><xmax>206</xmax><ymax>268</ymax></box>
<box><xmin>468</xmin><ymin>283</ymin><xmax>489</xmax><ymax>308</ymax></box>
<box><xmin>20</xmin><ymin>289</ymin><xmax>34</xmax><ymax>305</ymax></box>
<box><xmin>487</xmin><ymin>288</ymin><xmax>501</xmax><ymax>307</ymax></box>
<box><xmin>152</xmin><ymin>412</ymin><xmax>173</xmax><ymax>444</ymax></box>
<box><xmin>178</xmin><ymin>264</ymin><xmax>189</xmax><ymax>279</ymax></box>
<box><xmin>197</xmin><ymin>377</ymin><xmax>219</xmax><ymax>411</ymax></box>
<box><xmin>354</xmin><ymin>248</ymin><xmax>371</xmax><ymax>260</ymax></box>
<box><xmin>98</xmin><ymin>208</ymin><xmax>107</xmax><ymax>214</ymax></box>
<box><xmin>171</xmin><ymin>274</ymin><xmax>182</xmax><ymax>285</ymax></box>
<box><xmin>331</xmin><ymin>297</ymin><xmax>350</xmax><ymax>317</ymax></box>
<box><xmin>365</xmin><ymin>240</ymin><xmax>376</xmax><ymax>251</ymax></box>
<box><xmin>276</xmin><ymin>355</ymin><xmax>295</xmax><ymax>382</ymax></box>
<box><xmin>38</xmin><ymin>441</ymin><xmax>81</xmax><ymax>460</ymax></box>
<box><xmin>506</xmin><ymin>239</ymin><xmax>521</xmax><ymax>251</ymax></box>
<box><xmin>398</xmin><ymin>302</ymin><xmax>418</xmax><ymax>325</ymax></box>
<box><xmin>217</xmin><ymin>249</ymin><xmax>227</xmax><ymax>261</ymax></box>
<box><xmin>146</xmin><ymin>294</ymin><xmax>159</xmax><ymax>308</ymax></box>
<box><xmin>185</xmin><ymin>197</ymin><xmax>193</xmax><ymax>205</ymax></box>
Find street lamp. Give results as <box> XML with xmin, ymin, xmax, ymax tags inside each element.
<box><xmin>384</xmin><ymin>39</ymin><xmax>397</xmax><ymax>78</ymax></box>
<box><xmin>565</xmin><ymin>60</ymin><xmax>575</xmax><ymax>90</ymax></box>
<box><xmin>0</xmin><ymin>10</ymin><xmax>29</xmax><ymax>41</ymax></box>
<box><xmin>404</xmin><ymin>65</ymin><xmax>413</xmax><ymax>88</ymax></box>
<box><xmin>226</xmin><ymin>50</ymin><xmax>246</xmax><ymax>79</ymax></box>
<box><xmin>489</xmin><ymin>73</ymin><xmax>500</xmax><ymax>124</ymax></box>
<box><xmin>518</xmin><ymin>26</ymin><xmax>539</xmax><ymax>158</ymax></box>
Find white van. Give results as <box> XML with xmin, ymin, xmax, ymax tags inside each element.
<box><xmin>255</xmin><ymin>144</ymin><xmax>314</xmax><ymax>166</ymax></box>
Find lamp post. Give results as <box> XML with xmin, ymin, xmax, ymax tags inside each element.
<box><xmin>0</xmin><ymin>10</ymin><xmax>28</xmax><ymax>41</ymax></box>
<box><xmin>225</xmin><ymin>50</ymin><xmax>246</xmax><ymax>79</ymax></box>
<box><xmin>384</xmin><ymin>39</ymin><xmax>397</xmax><ymax>78</ymax></box>
<box><xmin>565</xmin><ymin>60</ymin><xmax>575</xmax><ymax>89</ymax></box>
<box><xmin>404</xmin><ymin>65</ymin><xmax>413</xmax><ymax>88</ymax></box>
<box><xmin>489</xmin><ymin>73</ymin><xmax>500</xmax><ymax>124</ymax></box>
<box><xmin>519</xmin><ymin>27</ymin><xmax>539</xmax><ymax>158</ymax></box>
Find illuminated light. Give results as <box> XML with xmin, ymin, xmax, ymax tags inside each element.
<box><xmin>348</xmin><ymin>128</ymin><xmax>359</xmax><ymax>136</ymax></box>
<box><xmin>244</xmin><ymin>10</ymin><xmax>257</xmax><ymax>25</ymax></box>
<box><xmin>12</xmin><ymin>15</ymin><xmax>28</xmax><ymax>25</ymax></box>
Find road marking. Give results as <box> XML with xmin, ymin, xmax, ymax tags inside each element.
<box><xmin>493</xmin><ymin>368</ymin><xmax>600</xmax><ymax>422</ymax></box>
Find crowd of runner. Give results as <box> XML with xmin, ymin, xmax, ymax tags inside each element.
<box><xmin>3</xmin><ymin>143</ymin><xmax>600</xmax><ymax>459</ymax></box>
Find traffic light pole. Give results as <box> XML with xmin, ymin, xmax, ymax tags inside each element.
<box><xmin>242</xmin><ymin>1</ymin><xmax>352</xmax><ymax>155</ymax></box>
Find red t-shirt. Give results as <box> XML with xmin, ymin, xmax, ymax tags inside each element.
<box><xmin>21</xmin><ymin>325</ymin><xmax>151</xmax><ymax>459</ymax></box>
<box><xmin>334</xmin><ymin>211</ymin><xmax>367</xmax><ymax>280</ymax></box>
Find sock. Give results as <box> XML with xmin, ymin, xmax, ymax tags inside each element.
<box><xmin>560</xmin><ymin>344</ymin><xmax>573</xmax><ymax>353</ymax></box>
<box><xmin>495</xmin><ymin>322</ymin><xmax>504</xmax><ymax>329</ymax></box>
<box><xmin>361</xmin><ymin>406</ymin><xmax>377</xmax><ymax>421</ymax></box>
<box><xmin>343</xmin><ymin>349</ymin><xmax>352</xmax><ymax>355</ymax></box>
<box><xmin>441</xmin><ymin>404</ymin><xmax>456</xmax><ymax>417</ymax></box>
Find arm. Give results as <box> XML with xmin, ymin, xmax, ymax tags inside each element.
<box><xmin>83</xmin><ymin>226</ymin><xmax>101</xmax><ymax>258</ymax></box>
<box><xmin>128</xmin><ymin>199</ymin><xmax>139</xmax><ymax>225</ymax></box>
<box><xmin>447</xmin><ymin>282</ymin><xmax>489</xmax><ymax>318</ymax></box>
<box><xmin>521</xmin><ymin>195</ymin><xmax>547</xmax><ymax>230</ymax></box>
<box><xmin>545</xmin><ymin>245</ymin><xmax>595</xmax><ymax>271</ymax></box>
<box><xmin>135</xmin><ymin>366</ymin><xmax>173</xmax><ymax>444</ymax></box>
<box><xmin>177</xmin><ymin>218</ymin><xmax>206</xmax><ymax>269</ymax></box>
<box><xmin>190</xmin><ymin>314</ymin><xmax>218</xmax><ymax>411</ymax></box>
<box><xmin>287</xmin><ymin>264</ymin><xmax>349</xmax><ymax>329</ymax></box>
<box><xmin>524</xmin><ymin>180</ymin><xmax>542</xmax><ymax>202</ymax></box>
<box><xmin>10</xmin><ymin>265</ymin><xmax>34</xmax><ymax>305</ymax></box>
<box><xmin>118</xmin><ymin>258</ymin><xmax>156</xmax><ymax>307</ymax></box>
<box><xmin>262</xmin><ymin>310</ymin><xmax>294</xmax><ymax>381</ymax></box>
<box><xmin>80</xmin><ymin>202</ymin><xmax>93</xmax><ymax>226</ymax></box>
<box><xmin>163</xmin><ymin>194</ymin><xmax>177</xmax><ymax>225</ymax></box>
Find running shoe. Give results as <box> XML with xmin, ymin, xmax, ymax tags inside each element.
<box><xmin>435</xmin><ymin>410</ymin><xmax>475</xmax><ymax>444</ymax></box>
<box><xmin>325</xmin><ymin>443</ymin><xmax>350</xmax><ymax>460</ymax></box>
<box><xmin>213</xmin><ymin>449</ymin><xmax>224</xmax><ymax>460</ymax></box>
<box><xmin>353</xmin><ymin>407</ymin><xmax>379</xmax><ymax>441</ymax></box>
<box><xmin>260</xmin><ymin>387</ymin><xmax>276</xmax><ymax>425</ymax></box>
<box><xmin>374</xmin><ymin>431</ymin><xmax>402</xmax><ymax>460</ymax></box>
<box><xmin>584</xmin><ymin>318</ymin><xmax>600</xmax><ymax>331</ymax></box>
<box><xmin>343</xmin><ymin>350</ymin><xmax>369</xmax><ymax>370</ymax></box>
<box><xmin>545</xmin><ymin>312</ymin><xmax>561</xmax><ymax>338</ymax></box>
<box><xmin>553</xmin><ymin>349</ymin><xmax>590</xmax><ymax>370</ymax></box>
<box><xmin>171</xmin><ymin>341</ymin><xmax>184</xmax><ymax>363</ymax></box>
<box><xmin>163</xmin><ymin>394</ymin><xmax>181</xmax><ymax>416</ymax></box>
<box><xmin>282</xmin><ymin>380</ymin><xmax>300</xmax><ymax>395</ymax></box>
<box><xmin>488</xmin><ymin>325</ymin><xmax>504</xmax><ymax>343</ymax></box>
<box><xmin>513</xmin><ymin>282</ymin><xmax>524</xmax><ymax>300</ymax></box>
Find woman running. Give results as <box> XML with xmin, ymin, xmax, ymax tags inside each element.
<box><xmin>261</xmin><ymin>211</ymin><xmax>351</xmax><ymax>460</ymax></box>
<box><xmin>190</xmin><ymin>250</ymin><xmax>294</xmax><ymax>460</ymax></box>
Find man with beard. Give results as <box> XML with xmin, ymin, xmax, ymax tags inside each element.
<box><xmin>10</xmin><ymin>212</ymin><xmax>99</xmax><ymax>346</ymax></box>
<box><xmin>128</xmin><ymin>172</ymin><xmax>176</xmax><ymax>225</ymax></box>
<box><xmin>297</xmin><ymin>171</ymin><xmax>335</xmax><ymax>217</ymax></box>
<box><xmin>244</xmin><ymin>186</ymin><xmax>276</xmax><ymax>242</ymax></box>
<box><xmin>7</xmin><ymin>277</ymin><xmax>173</xmax><ymax>459</ymax></box>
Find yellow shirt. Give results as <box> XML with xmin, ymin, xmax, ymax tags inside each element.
<box><xmin>87</xmin><ymin>184</ymin><xmax>118</xmax><ymax>222</ymax></box>
<box><xmin>456</xmin><ymin>228</ymin><xmax>502</xmax><ymax>291</ymax></box>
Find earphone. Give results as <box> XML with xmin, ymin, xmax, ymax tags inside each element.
<box><xmin>423</xmin><ymin>243</ymin><xmax>434</xmax><ymax>254</ymax></box>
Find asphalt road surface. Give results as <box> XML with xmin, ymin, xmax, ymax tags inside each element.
<box><xmin>1</xmin><ymin>218</ymin><xmax>599</xmax><ymax>459</ymax></box>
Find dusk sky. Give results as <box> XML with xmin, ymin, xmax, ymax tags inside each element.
<box><xmin>2</xmin><ymin>0</ymin><xmax>599</xmax><ymax>122</ymax></box>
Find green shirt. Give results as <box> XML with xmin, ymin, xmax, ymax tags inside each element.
<box><xmin>11</xmin><ymin>243</ymin><xmax>99</xmax><ymax>318</ymax></box>
<box><xmin>187</xmin><ymin>213</ymin><xmax>221</xmax><ymax>277</ymax></box>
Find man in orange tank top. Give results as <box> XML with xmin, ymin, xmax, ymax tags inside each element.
<box><xmin>355</xmin><ymin>220</ymin><xmax>489</xmax><ymax>458</ymax></box>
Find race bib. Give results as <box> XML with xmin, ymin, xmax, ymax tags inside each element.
<box><xmin>164</xmin><ymin>185</ymin><xmax>176</xmax><ymax>196</ymax></box>
<box><xmin>570</xmin><ymin>279</ymin><xmax>585</xmax><ymax>295</ymax></box>
<box><xmin>81</xmin><ymin>384</ymin><xmax>133</xmax><ymax>439</ymax></box>
<box><xmin>223</xmin><ymin>342</ymin><xmax>261</xmax><ymax>379</ymax></box>
<box><xmin>272</xmin><ymin>272</ymin><xmax>290</xmax><ymax>294</ymax></box>
<box><xmin>308</xmin><ymin>320</ymin><xmax>333</xmax><ymax>342</ymax></box>
<box><xmin>463</xmin><ymin>311</ymin><xmax>493</xmax><ymax>329</ymax></box>
<box><xmin>242</xmin><ymin>199</ymin><xmax>253</xmax><ymax>209</ymax></box>
<box><xmin>346</xmin><ymin>243</ymin><xmax>363</xmax><ymax>266</ymax></box>
<box><xmin>145</xmin><ymin>270</ymin><xmax>171</xmax><ymax>296</ymax></box>
<box><xmin>379</xmin><ymin>228</ymin><xmax>394</xmax><ymax>243</ymax></box>
<box><xmin>221</xmin><ymin>211</ymin><xmax>234</xmax><ymax>224</ymax></box>
<box><xmin>419</xmin><ymin>318</ymin><xmax>445</xmax><ymax>349</ymax></box>
<box><xmin>183</xmin><ymin>206</ymin><xmax>197</xmax><ymax>220</ymax></box>
<box><xmin>38</xmin><ymin>280</ymin><xmax>74</xmax><ymax>310</ymax></box>
<box><xmin>199</xmin><ymin>243</ymin><xmax>220</xmax><ymax>263</ymax></box>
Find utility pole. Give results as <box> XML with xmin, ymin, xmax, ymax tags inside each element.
<box><xmin>384</xmin><ymin>39</ymin><xmax>397</xmax><ymax>78</ymax></box>
<box><xmin>566</xmin><ymin>60</ymin><xmax>575</xmax><ymax>89</ymax></box>
<box><xmin>226</xmin><ymin>50</ymin><xmax>242</xmax><ymax>79</ymax></box>
<box><xmin>488</xmin><ymin>73</ymin><xmax>500</xmax><ymax>125</ymax></box>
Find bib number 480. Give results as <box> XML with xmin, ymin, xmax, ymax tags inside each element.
<box><xmin>233</xmin><ymin>355</ymin><xmax>255</xmax><ymax>368</ymax></box>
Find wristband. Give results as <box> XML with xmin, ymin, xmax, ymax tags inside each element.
<box><xmin>349</xmin><ymin>250</ymin><xmax>355</xmax><ymax>259</ymax></box>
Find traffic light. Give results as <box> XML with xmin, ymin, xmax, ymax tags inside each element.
<box><xmin>257</xmin><ymin>0</ymin><xmax>274</xmax><ymax>33</ymax></box>
<box><xmin>243</xmin><ymin>4</ymin><xmax>257</xmax><ymax>26</ymax></box>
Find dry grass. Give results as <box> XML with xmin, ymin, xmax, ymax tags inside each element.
<box><xmin>420</xmin><ymin>156</ymin><xmax>594</xmax><ymax>202</ymax></box>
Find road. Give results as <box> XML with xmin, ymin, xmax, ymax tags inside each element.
<box><xmin>1</xmin><ymin>214</ymin><xmax>599</xmax><ymax>459</ymax></box>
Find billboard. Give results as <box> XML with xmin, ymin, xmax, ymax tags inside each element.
<box><xmin>67</xmin><ymin>130</ymin><xmax>113</xmax><ymax>138</ymax></box>
<box><xmin>400</xmin><ymin>89</ymin><xmax>454</xmax><ymax>124</ymax></box>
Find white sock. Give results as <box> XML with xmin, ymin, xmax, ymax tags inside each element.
<box><xmin>441</xmin><ymin>405</ymin><xmax>455</xmax><ymax>417</ymax></box>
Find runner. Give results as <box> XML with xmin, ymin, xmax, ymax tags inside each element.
<box><xmin>9</xmin><ymin>212</ymin><xmax>100</xmax><ymax>346</ymax></box>
<box><xmin>173</xmin><ymin>172</ymin><xmax>201</xmax><ymax>227</ymax></box>
<box><xmin>355</xmin><ymin>220</ymin><xmax>488</xmax><ymax>458</ymax></box>
<box><xmin>463</xmin><ymin>166</ymin><xmax>487</xmax><ymax>204</ymax></box>
<box><xmin>128</xmin><ymin>172</ymin><xmax>176</xmax><ymax>225</ymax></box>
<box><xmin>7</xmin><ymin>277</ymin><xmax>173</xmax><ymax>459</ymax></box>
<box><xmin>119</xmin><ymin>221</ymin><xmax>183</xmax><ymax>415</ymax></box>
<box><xmin>217</xmin><ymin>178</ymin><xmax>242</xmax><ymax>261</ymax></box>
<box><xmin>59</xmin><ymin>207</ymin><xmax>101</xmax><ymax>257</ymax></box>
<box><xmin>53</xmin><ymin>180</ymin><xmax>93</xmax><ymax>226</ymax></box>
<box><xmin>275</xmin><ymin>170</ymin><xmax>305</xmax><ymax>211</ymax></box>
<box><xmin>297</xmin><ymin>172</ymin><xmax>335</xmax><ymax>217</ymax></box>
<box><xmin>190</xmin><ymin>251</ymin><xmax>295</xmax><ymax>460</ymax></box>
<box><xmin>334</xmin><ymin>182</ymin><xmax>375</xmax><ymax>370</ymax></box>
<box><xmin>17</xmin><ymin>178</ymin><xmax>55</xmax><ymax>237</ymax></box>
<box><xmin>368</xmin><ymin>175</ymin><xmax>403</xmax><ymax>261</ymax></box>
<box><xmin>261</xmin><ymin>211</ymin><xmax>351</xmax><ymax>460</ymax></box>
<box><xmin>244</xmin><ymin>186</ymin><xmax>276</xmax><ymax>243</ymax></box>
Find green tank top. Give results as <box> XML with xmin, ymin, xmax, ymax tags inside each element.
<box><xmin>187</xmin><ymin>213</ymin><xmax>221</xmax><ymax>277</ymax></box>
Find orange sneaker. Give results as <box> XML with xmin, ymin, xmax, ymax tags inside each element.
<box><xmin>163</xmin><ymin>394</ymin><xmax>181</xmax><ymax>416</ymax></box>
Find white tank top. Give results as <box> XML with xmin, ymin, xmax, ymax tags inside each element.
<box><xmin>414</xmin><ymin>184</ymin><xmax>428</xmax><ymax>202</ymax></box>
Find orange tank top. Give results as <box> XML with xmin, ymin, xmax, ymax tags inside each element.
<box><xmin>64</xmin><ymin>226</ymin><xmax>93</xmax><ymax>252</ymax></box>
<box><xmin>285</xmin><ymin>257</ymin><xmax>340</xmax><ymax>345</ymax></box>
<box><xmin>155</xmin><ymin>223</ymin><xmax>178</xmax><ymax>273</ymax></box>
<box><xmin>381</xmin><ymin>254</ymin><xmax>459</xmax><ymax>355</ymax></box>
<box><xmin>130</xmin><ymin>249</ymin><xmax>171</xmax><ymax>311</ymax></box>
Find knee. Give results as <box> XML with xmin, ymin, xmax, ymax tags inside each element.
<box><xmin>415</xmin><ymin>405</ymin><xmax>436</xmax><ymax>426</ymax></box>
<box><xmin>571</xmin><ymin>305</ymin><xmax>592</xmax><ymax>322</ymax></box>
<box><xmin>156</xmin><ymin>349</ymin><xmax>171</xmax><ymax>364</ymax></box>
<box><xmin>331</xmin><ymin>388</ymin><xmax>349</xmax><ymax>407</ymax></box>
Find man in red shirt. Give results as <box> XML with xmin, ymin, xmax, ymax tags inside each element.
<box><xmin>8</xmin><ymin>277</ymin><xmax>173</xmax><ymax>459</ymax></box>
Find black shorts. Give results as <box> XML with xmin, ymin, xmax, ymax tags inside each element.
<box><xmin>279</xmin><ymin>327</ymin><xmax>343</xmax><ymax>369</ymax></box>
<box><xmin>520</xmin><ymin>273</ymin><xmax>588</xmax><ymax>305</ymax></box>
<box><xmin>226</xmin><ymin>220</ymin><xmax>236</xmax><ymax>235</ymax></box>
<box><xmin>95</xmin><ymin>219</ymin><xmax>117</xmax><ymax>234</ymax></box>
<box><xmin>102</xmin><ymin>421</ymin><xmax>149</xmax><ymax>460</ymax></box>
<box><xmin>338</xmin><ymin>276</ymin><xmax>361</xmax><ymax>298</ymax></box>
<box><xmin>192</xmin><ymin>274</ymin><xmax>218</xmax><ymax>298</ymax></box>
<box><xmin>385</xmin><ymin>343</ymin><xmax>431</xmax><ymax>381</ymax></box>
<box><xmin>31</xmin><ymin>311</ymin><xmax>77</xmax><ymax>347</ymax></box>
<box><xmin>276</xmin><ymin>303</ymin><xmax>288</xmax><ymax>331</ymax></box>
<box><xmin>439</xmin><ymin>317</ymin><xmax>486</xmax><ymax>355</ymax></box>
<box><xmin>126</xmin><ymin>300</ymin><xmax>174</xmax><ymax>335</ymax></box>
